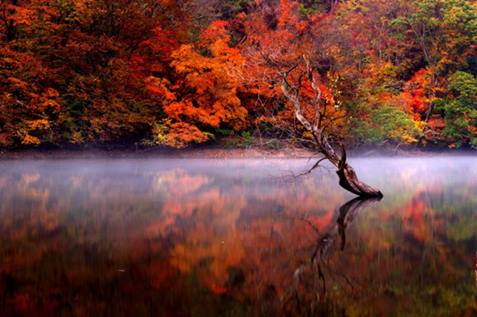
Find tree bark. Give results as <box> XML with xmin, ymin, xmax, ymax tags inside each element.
<box><xmin>281</xmin><ymin>58</ymin><xmax>383</xmax><ymax>198</ymax></box>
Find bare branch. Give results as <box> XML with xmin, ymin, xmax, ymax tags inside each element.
<box><xmin>279</xmin><ymin>58</ymin><xmax>382</xmax><ymax>198</ymax></box>
<box><xmin>296</xmin><ymin>157</ymin><xmax>327</xmax><ymax>177</ymax></box>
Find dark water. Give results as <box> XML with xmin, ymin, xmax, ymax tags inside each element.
<box><xmin>0</xmin><ymin>157</ymin><xmax>476</xmax><ymax>316</ymax></box>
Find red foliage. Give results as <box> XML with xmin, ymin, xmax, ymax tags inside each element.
<box><xmin>402</xmin><ymin>69</ymin><xmax>434</xmax><ymax>118</ymax></box>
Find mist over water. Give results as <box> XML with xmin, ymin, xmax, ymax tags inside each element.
<box><xmin>0</xmin><ymin>157</ymin><xmax>476</xmax><ymax>316</ymax></box>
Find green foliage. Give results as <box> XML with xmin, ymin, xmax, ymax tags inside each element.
<box><xmin>215</xmin><ymin>128</ymin><xmax>234</xmax><ymax>136</ymax></box>
<box><xmin>240</xmin><ymin>131</ymin><xmax>253</xmax><ymax>147</ymax></box>
<box><xmin>436</xmin><ymin>71</ymin><xmax>477</xmax><ymax>148</ymax></box>
<box><xmin>448</xmin><ymin>71</ymin><xmax>477</xmax><ymax>101</ymax></box>
<box><xmin>353</xmin><ymin>105</ymin><xmax>423</xmax><ymax>144</ymax></box>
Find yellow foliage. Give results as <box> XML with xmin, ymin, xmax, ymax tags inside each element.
<box><xmin>28</xmin><ymin>119</ymin><xmax>50</xmax><ymax>131</ymax></box>
<box><xmin>21</xmin><ymin>135</ymin><xmax>41</xmax><ymax>145</ymax></box>
<box><xmin>151</xmin><ymin>120</ymin><xmax>209</xmax><ymax>148</ymax></box>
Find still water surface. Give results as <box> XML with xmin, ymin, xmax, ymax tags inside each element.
<box><xmin>0</xmin><ymin>157</ymin><xmax>476</xmax><ymax>316</ymax></box>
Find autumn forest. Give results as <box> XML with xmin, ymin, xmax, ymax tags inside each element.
<box><xmin>2</xmin><ymin>2</ymin><xmax>477</xmax><ymax>316</ymax></box>
<box><xmin>1</xmin><ymin>0</ymin><xmax>477</xmax><ymax>150</ymax></box>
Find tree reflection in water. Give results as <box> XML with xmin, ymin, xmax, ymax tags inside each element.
<box><xmin>0</xmin><ymin>158</ymin><xmax>476</xmax><ymax>316</ymax></box>
<box><xmin>282</xmin><ymin>197</ymin><xmax>382</xmax><ymax>316</ymax></box>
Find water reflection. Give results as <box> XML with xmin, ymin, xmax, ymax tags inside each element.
<box><xmin>282</xmin><ymin>197</ymin><xmax>382</xmax><ymax>316</ymax></box>
<box><xmin>0</xmin><ymin>158</ymin><xmax>476</xmax><ymax>316</ymax></box>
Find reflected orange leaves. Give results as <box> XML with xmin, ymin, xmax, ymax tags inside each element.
<box><xmin>0</xmin><ymin>160</ymin><xmax>476</xmax><ymax>315</ymax></box>
<box><xmin>148</xmin><ymin>171</ymin><xmax>340</xmax><ymax>297</ymax></box>
<box><xmin>401</xmin><ymin>194</ymin><xmax>434</xmax><ymax>243</ymax></box>
<box><xmin>148</xmin><ymin>170</ymin><xmax>248</xmax><ymax>290</ymax></box>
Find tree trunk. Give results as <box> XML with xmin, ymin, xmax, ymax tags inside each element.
<box><xmin>6</xmin><ymin>19</ymin><xmax>16</xmax><ymax>42</ymax></box>
<box><xmin>281</xmin><ymin>59</ymin><xmax>383</xmax><ymax>198</ymax></box>
<box><xmin>320</xmin><ymin>134</ymin><xmax>383</xmax><ymax>198</ymax></box>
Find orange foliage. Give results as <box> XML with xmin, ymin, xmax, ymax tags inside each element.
<box><xmin>0</xmin><ymin>0</ymin><xmax>475</xmax><ymax>148</ymax></box>
<box><xmin>146</xmin><ymin>21</ymin><xmax>248</xmax><ymax>146</ymax></box>
<box><xmin>0</xmin><ymin>47</ymin><xmax>60</xmax><ymax>146</ymax></box>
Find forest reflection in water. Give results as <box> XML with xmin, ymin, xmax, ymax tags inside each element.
<box><xmin>0</xmin><ymin>157</ymin><xmax>476</xmax><ymax>316</ymax></box>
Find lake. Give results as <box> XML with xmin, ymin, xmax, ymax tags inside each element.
<box><xmin>0</xmin><ymin>157</ymin><xmax>476</xmax><ymax>316</ymax></box>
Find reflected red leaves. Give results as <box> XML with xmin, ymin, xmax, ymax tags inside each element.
<box><xmin>0</xmin><ymin>160</ymin><xmax>476</xmax><ymax>315</ymax></box>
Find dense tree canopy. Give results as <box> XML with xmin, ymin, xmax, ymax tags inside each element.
<box><xmin>1</xmin><ymin>0</ymin><xmax>476</xmax><ymax>149</ymax></box>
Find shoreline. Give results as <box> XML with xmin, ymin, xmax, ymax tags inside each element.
<box><xmin>0</xmin><ymin>145</ymin><xmax>475</xmax><ymax>160</ymax></box>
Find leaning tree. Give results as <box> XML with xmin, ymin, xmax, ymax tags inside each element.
<box><xmin>280</xmin><ymin>57</ymin><xmax>383</xmax><ymax>198</ymax></box>
<box><xmin>241</xmin><ymin>0</ymin><xmax>382</xmax><ymax>198</ymax></box>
